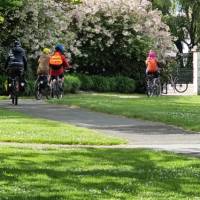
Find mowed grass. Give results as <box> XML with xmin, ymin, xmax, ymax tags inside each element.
<box><xmin>0</xmin><ymin>147</ymin><xmax>200</xmax><ymax>200</ymax></box>
<box><xmin>0</xmin><ymin>109</ymin><xmax>125</xmax><ymax>145</ymax></box>
<box><xmin>49</xmin><ymin>94</ymin><xmax>200</xmax><ymax>132</ymax></box>
<box><xmin>0</xmin><ymin>96</ymin><xmax>7</xmax><ymax>100</ymax></box>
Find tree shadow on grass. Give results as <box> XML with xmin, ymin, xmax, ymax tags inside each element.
<box><xmin>0</xmin><ymin>148</ymin><xmax>199</xmax><ymax>199</ymax></box>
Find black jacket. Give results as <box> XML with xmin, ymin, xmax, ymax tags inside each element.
<box><xmin>5</xmin><ymin>47</ymin><xmax>27</xmax><ymax>71</ymax></box>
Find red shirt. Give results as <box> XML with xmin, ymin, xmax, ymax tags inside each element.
<box><xmin>49</xmin><ymin>51</ymin><xmax>69</xmax><ymax>76</ymax></box>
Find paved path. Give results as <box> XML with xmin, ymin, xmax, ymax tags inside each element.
<box><xmin>1</xmin><ymin>99</ymin><xmax>200</xmax><ymax>157</ymax></box>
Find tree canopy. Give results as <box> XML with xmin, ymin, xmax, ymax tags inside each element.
<box><xmin>151</xmin><ymin>0</ymin><xmax>200</xmax><ymax>52</ymax></box>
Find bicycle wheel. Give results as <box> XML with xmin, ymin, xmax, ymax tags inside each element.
<box><xmin>11</xmin><ymin>81</ymin><xmax>18</xmax><ymax>105</ymax></box>
<box><xmin>11</xmin><ymin>95</ymin><xmax>15</xmax><ymax>105</ymax></box>
<box><xmin>35</xmin><ymin>88</ymin><xmax>42</xmax><ymax>100</ymax></box>
<box><xmin>146</xmin><ymin>78</ymin><xmax>153</xmax><ymax>97</ymax></box>
<box><xmin>51</xmin><ymin>80</ymin><xmax>58</xmax><ymax>98</ymax></box>
<box><xmin>14</xmin><ymin>95</ymin><xmax>18</xmax><ymax>105</ymax></box>
<box><xmin>153</xmin><ymin>79</ymin><xmax>161</xmax><ymax>96</ymax></box>
<box><xmin>146</xmin><ymin>86</ymin><xmax>153</xmax><ymax>97</ymax></box>
<box><xmin>11</xmin><ymin>90</ymin><xmax>18</xmax><ymax>105</ymax></box>
<box><xmin>44</xmin><ymin>86</ymin><xmax>51</xmax><ymax>100</ymax></box>
<box><xmin>58</xmin><ymin>81</ymin><xmax>64</xmax><ymax>99</ymax></box>
<box><xmin>175</xmin><ymin>82</ymin><xmax>188</xmax><ymax>93</ymax></box>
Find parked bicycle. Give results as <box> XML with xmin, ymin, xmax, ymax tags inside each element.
<box><xmin>146</xmin><ymin>74</ymin><xmax>161</xmax><ymax>97</ymax></box>
<box><xmin>161</xmin><ymin>68</ymin><xmax>188</xmax><ymax>94</ymax></box>
<box><xmin>34</xmin><ymin>75</ymin><xmax>50</xmax><ymax>100</ymax></box>
<box><xmin>50</xmin><ymin>76</ymin><xmax>64</xmax><ymax>99</ymax></box>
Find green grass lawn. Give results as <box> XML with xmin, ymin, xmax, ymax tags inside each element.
<box><xmin>0</xmin><ymin>96</ymin><xmax>7</xmax><ymax>100</ymax></box>
<box><xmin>0</xmin><ymin>147</ymin><xmax>200</xmax><ymax>200</ymax></box>
<box><xmin>49</xmin><ymin>93</ymin><xmax>200</xmax><ymax>132</ymax></box>
<box><xmin>0</xmin><ymin>109</ymin><xmax>125</xmax><ymax>145</ymax></box>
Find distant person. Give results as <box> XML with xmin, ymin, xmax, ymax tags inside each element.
<box><xmin>36</xmin><ymin>48</ymin><xmax>51</xmax><ymax>89</ymax></box>
<box><xmin>37</xmin><ymin>48</ymin><xmax>51</xmax><ymax>76</ymax></box>
<box><xmin>49</xmin><ymin>44</ymin><xmax>70</xmax><ymax>88</ymax></box>
<box><xmin>145</xmin><ymin>50</ymin><xmax>159</xmax><ymax>78</ymax></box>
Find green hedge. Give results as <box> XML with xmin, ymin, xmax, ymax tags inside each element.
<box><xmin>64</xmin><ymin>75</ymin><xmax>81</xmax><ymax>93</ymax></box>
<box><xmin>0</xmin><ymin>74</ymin><xmax>136</xmax><ymax>96</ymax></box>
<box><xmin>77</xmin><ymin>74</ymin><xmax>136</xmax><ymax>93</ymax></box>
<box><xmin>0</xmin><ymin>75</ymin><xmax>7</xmax><ymax>95</ymax></box>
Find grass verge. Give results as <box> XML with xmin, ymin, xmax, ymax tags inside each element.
<box><xmin>0</xmin><ymin>147</ymin><xmax>200</xmax><ymax>200</ymax></box>
<box><xmin>49</xmin><ymin>93</ymin><xmax>200</xmax><ymax>132</ymax></box>
<box><xmin>0</xmin><ymin>108</ymin><xmax>126</xmax><ymax>145</ymax></box>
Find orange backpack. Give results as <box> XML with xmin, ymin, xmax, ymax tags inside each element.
<box><xmin>49</xmin><ymin>52</ymin><xmax>63</xmax><ymax>68</ymax></box>
<box><xmin>147</xmin><ymin>58</ymin><xmax>158</xmax><ymax>72</ymax></box>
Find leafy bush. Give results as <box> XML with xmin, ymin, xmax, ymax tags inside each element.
<box><xmin>77</xmin><ymin>74</ymin><xmax>136</xmax><ymax>93</ymax></box>
<box><xmin>0</xmin><ymin>75</ymin><xmax>7</xmax><ymax>95</ymax></box>
<box><xmin>90</xmin><ymin>76</ymin><xmax>111</xmax><ymax>92</ymax></box>
<box><xmin>114</xmin><ymin>76</ymin><xmax>136</xmax><ymax>93</ymax></box>
<box><xmin>64</xmin><ymin>75</ymin><xmax>81</xmax><ymax>93</ymax></box>
<box><xmin>24</xmin><ymin>80</ymin><xmax>35</xmax><ymax>96</ymax></box>
<box><xmin>77</xmin><ymin>74</ymin><xmax>94</xmax><ymax>91</ymax></box>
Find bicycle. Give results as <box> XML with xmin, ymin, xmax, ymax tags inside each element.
<box><xmin>161</xmin><ymin>68</ymin><xmax>188</xmax><ymax>94</ymax></box>
<box><xmin>34</xmin><ymin>75</ymin><xmax>50</xmax><ymax>100</ymax></box>
<box><xmin>146</xmin><ymin>74</ymin><xmax>161</xmax><ymax>97</ymax></box>
<box><xmin>50</xmin><ymin>76</ymin><xmax>64</xmax><ymax>99</ymax></box>
<box><xmin>2</xmin><ymin>68</ymin><xmax>21</xmax><ymax>105</ymax></box>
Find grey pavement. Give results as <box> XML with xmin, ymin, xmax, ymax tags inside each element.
<box><xmin>1</xmin><ymin>99</ymin><xmax>200</xmax><ymax>156</ymax></box>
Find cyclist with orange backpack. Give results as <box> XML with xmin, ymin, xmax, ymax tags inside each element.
<box><xmin>49</xmin><ymin>44</ymin><xmax>70</xmax><ymax>81</ymax></box>
<box><xmin>145</xmin><ymin>50</ymin><xmax>159</xmax><ymax>78</ymax></box>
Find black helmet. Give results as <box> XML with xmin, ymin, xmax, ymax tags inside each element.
<box><xmin>14</xmin><ymin>40</ymin><xmax>21</xmax><ymax>47</ymax></box>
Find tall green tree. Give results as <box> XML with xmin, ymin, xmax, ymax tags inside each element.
<box><xmin>151</xmin><ymin>0</ymin><xmax>200</xmax><ymax>52</ymax></box>
<box><xmin>0</xmin><ymin>0</ymin><xmax>23</xmax><ymax>24</ymax></box>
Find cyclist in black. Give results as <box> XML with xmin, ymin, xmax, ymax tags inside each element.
<box><xmin>5</xmin><ymin>40</ymin><xmax>27</xmax><ymax>94</ymax></box>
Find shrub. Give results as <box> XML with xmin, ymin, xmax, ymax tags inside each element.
<box><xmin>0</xmin><ymin>75</ymin><xmax>7</xmax><ymax>95</ymax></box>
<box><xmin>64</xmin><ymin>75</ymin><xmax>81</xmax><ymax>93</ymax></box>
<box><xmin>77</xmin><ymin>74</ymin><xmax>94</xmax><ymax>91</ymax></box>
<box><xmin>76</xmin><ymin>74</ymin><xmax>136</xmax><ymax>93</ymax></box>
<box><xmin>90</xmin><ymin>75</ymin><xmax>111</xmax><ymax>92</ymax></box>
<box><xmin>24</xmin><ymin>80</ymin><xmax>35</xmax><ymax>96</ymax></box>
<box><xmin>114</xmin><ymin>76</ymin><xmax>136</xmax><ymax>93</ymax></box>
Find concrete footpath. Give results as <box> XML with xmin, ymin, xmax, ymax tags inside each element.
<box><xmin>1</xmin><ymin>99</ymin><xmax>200</xmax><ymax>157</ymax></box>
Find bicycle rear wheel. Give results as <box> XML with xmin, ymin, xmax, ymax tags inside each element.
<box><xmin>175</xmin><ymin>82</ymin><xmax>188</xmax><ymax>93</ymax></box>
<box><xmin>146</xmin><ymin>78</ymin><xmax>153</xmax><ymax>97</ymax></box>
<box><xmin>11</xmin><ymin>93</ymin><xmax>18</xmax><ymax>105</ymax></box>
<box><xmin>153</xmin><ymin>85</ymin><xmax>160</xmax><ymax>96</ymax></box>
<box><xmin>35</xmin><ymin>89</ymin><xmax>42</xmax><ymax>100</ymax></box>
<box><xmin>14</xmin><ymin>95</ymin><xmax>18</xmax><ymax>105</ymax></box>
